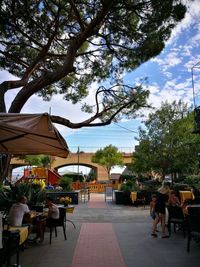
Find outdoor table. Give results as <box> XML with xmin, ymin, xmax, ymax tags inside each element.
<box><xmin>66</xmin><ymin>206</ymin><xmax>75</xmax><ymax>214</ymax></box>
<box><xmin>130</xmin><ymin>192</ymin><xmax>137</xmax><ymax>203</ymax></box>
<box><xmin>8</xmin><ymin>226</ymin><xmax>28</xmax><ymax>246</ymax></box>
<box><xmin>57</xmin><ymin>204</ymin><xmax>75</xmax><ymax>213</ymax></box>
<box><xmin>179</xmin><ymin>191</ymin><xmax>194</xmax><ymax>205</ymax></box>
<box><xmin>187</xmin><ymin>204</ymin><xmax>200</xmax><ymax>208</ymax></box>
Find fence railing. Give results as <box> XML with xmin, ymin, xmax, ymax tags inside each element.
<box><xmin>72</xmin><ymin>181</ymin><xmax>119</xmax><ymax>193</ymax></box>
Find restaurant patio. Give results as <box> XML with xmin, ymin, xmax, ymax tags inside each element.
<box><xmin>9</xmin><ymin>193</ymin><xmax>200</xmax><ymax>267</ymax></box>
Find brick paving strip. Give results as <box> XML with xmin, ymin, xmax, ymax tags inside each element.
<box><xmin>87</xmin><ymin>201</ymin><xmax>107</xmax><ymax>208</ymax></box>
<box><xmin>71</xmin><ymin>223</ymin><xmax>126</xmax><ymax>267</ymax></box>
<box><xmin>87</xmin><ymin>193</ymin><xmax>108</xmax><ymax>209</ymax></box>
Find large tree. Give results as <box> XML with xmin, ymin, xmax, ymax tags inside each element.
<box><xmin>0</xmin><ymin>1</ymin><xmax>186</xmax><ymax>120</ymax></box>
<box><xmin>129</xmin><ymin>101</ymin><xmax>200</xmax><ymax>182</ymax></box>
<box><xmin>92</xmin><ymin>144</ymin><xmax>124</xmax><ymax>179</ymax></box>
<box><xmin>0</xmin><ymin>0</ymin><xmax>186</xmax><ymax>180</ymax></box>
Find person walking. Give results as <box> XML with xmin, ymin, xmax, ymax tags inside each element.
<box><xmin>151</xmin><ymin>183</ymin><xmax>170</xmax><ymax>238</ymax></box>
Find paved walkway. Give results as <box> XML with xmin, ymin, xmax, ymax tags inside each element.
<box><xmin>15</xmin><ymin>193</ymin><xmax>200</xmax><ymax>267</ymax></box>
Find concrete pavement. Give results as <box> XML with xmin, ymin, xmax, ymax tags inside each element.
<box><xmin>14</xmin><ymin>193</ymin><xmax>200</xmax><ymax>267</ymax></box>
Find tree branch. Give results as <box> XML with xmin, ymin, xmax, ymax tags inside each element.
<box><xmin>0</xmin><ymin>50</ymin><xmax>29</xmax><ymax>68</ymax></box>
<box><xmin>8</xmin><ymin>2</ymin><xmax>116</xmax><ymax>113</ymax></box>
<box><xmin>69</xmin><ymin>0</ymin><xmax>86</xmax><ymax>31</ymax></box>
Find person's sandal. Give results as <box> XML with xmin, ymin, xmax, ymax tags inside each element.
<box><xmin>151</xmin><ymin>233</ymin><xmax>157</xmax><ymax>237</ymax></box>
<box><xmin>162</xmin><ymin>235</ymin><xmax>169</xmax><ymax>238</ymax></box>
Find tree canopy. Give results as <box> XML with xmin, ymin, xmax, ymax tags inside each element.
<box><xmin>91</xmin><ymin>144</ymin><xmax>124</xmax><ymax>178</ymax></box>
<box><xmin>129</xmin><ymin>101</ymin><xmax>200</xmax><ymax>181</ymax></box>
<box><xmin>21</xmin><ymin>155</ymin><xmax>51</xmax><ymax>167</ymax></box>
<box><xmin>0</xmin><ymin>0</ymin><xmax>186</xmax><ymax>128</ymax></box>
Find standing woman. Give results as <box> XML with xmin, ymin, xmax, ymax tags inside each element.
<box><xmin>151</xmin><ymin>183</ymin><xmax>171</xmax><ymax>238</ymax></box>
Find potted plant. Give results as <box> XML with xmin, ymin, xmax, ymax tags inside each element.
<box><xmin>59</xmin><ymin>196</ymin><xmax>72</xmax><ymax>207</ymax></box>
<box><xmin>115</xmin><ymin>180</ymin><xmax>138</xmax><ymax>205</ymax></box>
<box><xmin>46</xmin><ymin>175</ymin><xmax>79</xmax><ymax>204</ymax></box>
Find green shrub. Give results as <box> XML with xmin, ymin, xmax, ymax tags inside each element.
<box><xmin>59</xmin><ymin>176</ymin><xmax>72</xmax><ymax>191</ymax></box>
<box><xmin>62</xmin><ymin>173</ymin><xmax>84</xmax><ymax>182</ymax></box>
<box><xmin>120</xmin><ymin>180</ymin><xmax>138</xmax><ymax>191</ymax></box>
<box><xmin>183</xmin><ymin>175</ymin><xmax>200</xmax><ymax>188</ymax></box>
<box><xmin>0</xmin><ymin>182</ymin><xmax>46</xmax><ymax>212</ymax></box>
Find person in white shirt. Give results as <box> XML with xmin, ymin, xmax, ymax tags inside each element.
<box><xmin>46</xmin><ymin>197</ymin><xmax>59</xmax><ymax>219</ymax></box>
<box><xmin>8</xmin><ymin>196</ymin><xmax>30</xmax><ymax>227</ymax></box>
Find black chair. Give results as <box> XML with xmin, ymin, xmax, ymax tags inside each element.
<box><xmin>187</xmin><ymin>207</ymin><xmax>200</xmax><ymax>252</ymax></box>
<box><xmin>0</xmin><ymin>230</ymin><xmax>20</xmax><ymax>267</ymax></box>
<box><xmin>46</xmin><ymin>207</ymin><xmax>67</xmax><ymax>244</ymax></box>
<box><xmin>167</xmin><ymin>205</ymin><xmax>187</xmax><ymax>237</ymax></box>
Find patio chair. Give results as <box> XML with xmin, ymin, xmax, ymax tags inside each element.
<box><xmin>46</xmin><ymin>207</ymin><xmax>67</xmax><ymax>244</ymax></box>
<box><xmin>167</xmin><ymin>205</ymin><xmax>187</xmax><ymax>238</ymax></box>
<box><xmin>187</xmin><ymin>207</ymin><xmax>200</xmax><ymax>252</ymax></box>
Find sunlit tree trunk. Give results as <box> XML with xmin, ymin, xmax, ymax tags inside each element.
<box><xmin>0</xmin><ymin>154</ymin><xmax>11</xmax><ymax>184</ymax></box>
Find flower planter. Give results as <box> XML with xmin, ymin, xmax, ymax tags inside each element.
<box><xmin>46</xmin><ymin>191</ymin><xmax>79</xmax><ymax>205</ymax></box>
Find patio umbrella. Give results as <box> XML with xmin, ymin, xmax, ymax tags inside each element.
<box><xmin>0</xmin><ymin>113</ymin><xmax>69</xmax><ymax>158</ymax></box>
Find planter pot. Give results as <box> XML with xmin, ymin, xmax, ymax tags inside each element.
<box><xmin>115</xmin><ymin>191</ymin><xmax>124</xmax><ymax>204</ymax></box>
<box><xmin>46</xmin><ymin>191</ymin><xmax>79</xmax><ymax>205</ymax></box>
<box><xmin>122</xmin><ymin>190</ymin><xmax>132</xmax><ymax>205</ymax></box>
<box><xmin>114</xmin><ymin>190</ymin><xmax>132</xmax><ymax>205</ymax></box>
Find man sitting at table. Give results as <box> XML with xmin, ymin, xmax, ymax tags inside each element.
<box><xmin>8</xmin><ymin>196</ymin><xmax>30</xmax><ymax>227</ymax></box>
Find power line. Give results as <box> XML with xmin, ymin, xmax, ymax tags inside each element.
<box><xmin>113</xmin><ymin>122</ymin><xmax>138</xmax><ymax>133</ymax></box>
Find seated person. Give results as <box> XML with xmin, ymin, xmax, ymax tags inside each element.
<box><xmin>45</xmin><ymin>183</ymin><xmax>54</xmax><ymax>190</ymax></box>
<box><xmin>46</xmin><ymin>197</ymin><xmax>59</xmax><ymax>221</ymax></box>
<box><xmin>168</xmin><ymin>191</ymin><xmax>180</xmax><ymax>207</ymax></box>
<box><xmin>33</xmin><ymin>198</ymin><xmax>59</xmax><ymax>243</ymax></box>
<box><xmin>8</xmin><ymin>196</ymin><xmax>30</xmax><ymax>227</ymax></box>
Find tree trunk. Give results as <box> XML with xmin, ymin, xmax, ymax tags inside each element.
<box><xmin>0</xmin><ymin>154</ymin><xmax>11</xmax><ymax>184</ymax></box>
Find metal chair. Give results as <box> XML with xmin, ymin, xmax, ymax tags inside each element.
<box><xmin>0</xmin><ymin>230</ymin><xmax>20</xmax><ymax>267</ymax></box>
<box><xmin>187</xmin><ymin>206</ymin><xmax>200</xmax><ymax>252</ymax></box>
<box><xmin>167</xmin><ymin>205</ymin><xmax>187</xmax><ymax>237</ymax></box>
<box><xmin>46</xmin><ymin>207</ymin><xmax>67</xmax><ymax>244</ymax></box>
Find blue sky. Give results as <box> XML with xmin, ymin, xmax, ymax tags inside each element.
<box><xmin>2</xmin><ymin>0</ymin><xmax>200</xmax><ymax>174</ymax></box>
<box><xmin>67</xmin><ymin>0</ymin><xmax>200</xmax><ymax>154</ymax></box>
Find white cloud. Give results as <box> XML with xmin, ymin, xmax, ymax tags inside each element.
<box><xmin>166</xmin><ymin>0</ymin><xmax>200</xmax><ymax>45</ymax></box>
<box><xmin>152</xmin><ymin>51</ymin><xmax>183</xmax><ymax>72</ymax></box>
<box><xmin>2</xmin><ymin>70</ymin><xmax>100</xmax><ymax>138</ymax></box>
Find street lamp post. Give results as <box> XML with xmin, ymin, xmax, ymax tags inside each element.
<box><xmin>192</xmin><ymin>62</ymin><xmax>200</xmax><ymax>133</ymax></box>
<box><xmin>77</xmin><ymin>146</ymin><xmax>80</xmax><ymax>174</ymax></box>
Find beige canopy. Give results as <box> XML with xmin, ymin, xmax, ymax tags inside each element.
<box><xmin>0</xmin><ymin>113</ymin><xmax>69</xmax><ymax>158</ymax></box>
